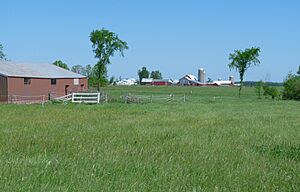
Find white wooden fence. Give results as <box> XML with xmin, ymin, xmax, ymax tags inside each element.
<box><xmin>72</xmin><ymin>92</ymin><xmax>100</xmax><ymax>104</ymax></box>
<box><xmin>53</xmin><ymin>92</ymin><xmax>107</xmax><ymax>104</ymax></box>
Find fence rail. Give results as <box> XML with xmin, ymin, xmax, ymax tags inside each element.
<box><xmin>122</xmin><ymin>94</ymin><xmax>179</xmax><ymax>104</ymax></box>
<box><xmin>52</xmin><ymin>92</ymin><xmax>107</xmax><ymax>104</ymax></box>
<box><xmin>0</xmin><ymin>95</ymin><xmax>47</xmax><ymax>105</ymax></box>
<box><xmin>0</xmin><ymin>92</ymin><xmax>235</xmax><ymax>105</ymax></box>
<box><xmin>0</xmin><ymin>92</ymin><xmax>108</xmax><ymax>105</ymax></box>
<box><xmin>72</xmin><ymin>93</ymin><xmax>100</xmax><ymax>104</ymax></box>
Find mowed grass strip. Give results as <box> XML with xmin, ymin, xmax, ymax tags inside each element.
<box><xmin>0</xmin><ymin>87</ymin><xmax>299</xmax><ymax>191</ymax></box>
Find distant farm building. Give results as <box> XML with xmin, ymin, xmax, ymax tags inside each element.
<box><xmin>0</xmin><ymin>61</ymin><xmax>88</xmax><ymax>103</ymax></box>
<box><xmin>179</xmin><ymin>75</ymin><xmax>205</xmax><ymax>86</ymax></box>
<box><xmin>198</xmin><ymin>68</ymin><xmax>206</xmax><ymax>83</ymax></box>
<box><xmin>151</xmin><ymin>79</ymin><xmax>175</xmax><ymax>86</ymax></box>
<box><xmin>213</xmin><ymin>76</ymin><xmax>235</xmax><ymax>86</ymax></box>
<box><xmin>178</xmin><ymin>68</ymin><xmax>235</xmax><ymax>87</ymax></box>
<box><xmin>212</xmin><ymin>80</ymin><xmax>234</xmax><ymax>86</ymax></box>
<box><xmin>116</xmin><ymin>78</ymin><xmax>138</xmax><ymax>86</ymax></box>
<box><xmin>141</xmin><ymin>78</ymin><xmax>153</xmax><ymax>85</ymax></box>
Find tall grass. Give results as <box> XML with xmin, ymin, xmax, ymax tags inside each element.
<box><xmin>0</xmin><ymin>87</ymin><xmax>299</xmax><ymax>191</ymax></box>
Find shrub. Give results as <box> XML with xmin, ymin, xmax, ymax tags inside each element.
<box><xmin>282</xmin><ymin>74</ymin><xmax>300</xmax><ymax>100</ymax></box>
<box><xmin>255</xmin><ymin>80</ymin><xmax>264</xmax><ymax>99</ymax></box>
<box><xmin>263</xmin><ymin>86</ymin><xmax>279</xmax><ymax>100</ymax></box>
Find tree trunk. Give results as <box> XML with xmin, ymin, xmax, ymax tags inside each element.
<box><xmin>239</xmin><ymin>85</ymin><xmax>242</xmax><ymax>98</ymax></box>
<box><xmin>97</xmin><ymin>62</ymin><xmax>101</xmax><ymax>92</ymax></box>
<box><xmin>239</xmin><ymin>75</ymin><xmax>244</xmax><ymax>98</ymax></box>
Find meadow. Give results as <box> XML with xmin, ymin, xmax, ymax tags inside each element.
<box><xmin>0</xmin><ymin>86</ymin><xmax>299</xmax><ymax>191</ymax></box>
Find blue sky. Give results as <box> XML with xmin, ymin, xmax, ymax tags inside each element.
<box><xmin>1</xmin><ymin>0</ymin><xmax>299</xmax><ymax>82</ymax></box>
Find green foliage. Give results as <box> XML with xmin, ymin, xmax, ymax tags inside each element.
<box><xmin>0</xmin><ymin>43</ymin><xmax>7</xmax><ymax>61</ymax></box>
<box><xmin>263</xmin><ymin>85</ymin><xmax>279</xmax><ymax>100</ymax></box>
<box><xmin>53</xmin><ymin>60</ymin><xmax>69</xmax><ymax>70</ymax></box>
<box><xmin>150</xmin><ymin>70</ymin><xmax>162</xmax><ymax>79</ymax></box>
<box><xmin>297</xmin><ymin>65</ymin><xmax>300</xmax><ymax>75</ymax></box>
<box><xmin>255</xmin><ymin>80</ymin><xmax>264</xmax><ymax>99</ymax></box>
<box><xmin>282</xmin><ymin>74</ymin><xmax>300</xmax><ymax>100</ymax></box>
<box><xmin>228</xmin><ymin>47</ymin><xmax>261</xmax><ymax>97</ymax></box>
<box><xmin>87</xmin><ymin>76</ymin><xmax>99</xmax><ymax>88</ymax></box>
<box><xmin>243</xmin><ymin>81</ymin><xmax>283</xmax><ymax>87</ymax></box>
<box><xmin>138</xmin><ymin>67</ymin><xmax>150</xmax><ymax>83</ymax></box>
<box><xmin>84</xmin><ymin>64</ymin><xmax>92</xmax><ymax>78</ymax></box>
<box><xmin>71</xmin><ymin>64</ymin><xmax>97</xmax><ymax>87</ymax></box>
<box><xmin>85</xmin><ymin>65</ymin><xmax>102</xmax><ymax>87</ymax></box>
<box><xmin>207</xmin><ymin>77</ymin><xmax>213</xmax><ymax>83</ymax></box>
<box><xmin>71</xmin><ymin>65</ymin><xmax>85</xmax><ymax>75</ymax></box>
<box><xmin>109</xmin><ymin>76</ymin><xmax>116</xmax><ymax>85</ymax></box>
<box><xmin>92</xmin><ymin>62</ymin><xmax>108</xmax><ymax>87</ymax></box>
<box><xmin>90</xmin><ymin>28</ymin><xmax>128</xmax><ymax>91</ymax></box>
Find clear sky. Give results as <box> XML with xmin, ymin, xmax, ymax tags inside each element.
<box><xmin>1</xmin><ymin>0</ymin><xmax>299</xmax><ymax>82</ymax></box>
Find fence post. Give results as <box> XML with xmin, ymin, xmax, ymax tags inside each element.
<box><xmin>183</xmin><ymin>94</ymin><xmax>186</xmax><ymax>102</ymax></box>
<box><xmin>151</xmin><ymin>95</ymin><xmax>153</xmax><ymax>103</ymax></box>
<box><xmin>72</xmin><ymin>93</ymin><xmax>75</xmax><ymax>103</ymax></box>
<box><xmin>105</xmin><ymin>94</ymin><xmax>108</xmax><ymax>104</ymax></box>
<box><xmin>97</xmin><ymin>92</ymin><xmax>100</xmax><ymax>104</ymax></box>
<box><xmin>42</xmin><ymin>95</ymin><xmax>45</xmax><ymax>107</ymax></box>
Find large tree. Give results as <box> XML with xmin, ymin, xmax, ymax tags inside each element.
<box><xmin>150</xmin><ymin>70</ymin><xmax>163</xmax><ymax>79</ymax></box>
<box><xmin>0</xmin><ymin>43</ymin><xmax>7</xmax><ymax>60</ymax></box>
<box><xmin>53</xmin><ymin>60</ymin><xmax>69</xmax><ymax>70</ymax></box>
<box><xmin>90</xmin><ymin>28</ymin><xmax>128</xmax><ymax>91</ymax></box>
<box><xmin>138</xmin><ymin>67</ymin><xmax>150</xmax><ymax>83</ymax></box>
<box><xmin>84</xmin><ymin>64</ymin><xmax>92</xmax><ymax>78</ymax></box>
<box><xmin>71</xmin><ymin>65</ymin><xmax>85</xmax><ymax>75</ymax></box>
<box><xmin>228</xmin><ymin>47</ymin><xmax>261</xmax><ymax>97</ymax></box>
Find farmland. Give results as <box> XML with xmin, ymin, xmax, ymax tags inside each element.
<box><xmin>0</xmin><ymin>86</ymin><xmax>299</xmax><ymax>191</ymax></box>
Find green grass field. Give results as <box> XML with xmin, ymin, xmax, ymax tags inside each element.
<box><xmin>0</xmin><ymin>86</ymin><xmax>299</xmax><ymax>191</ymax></box>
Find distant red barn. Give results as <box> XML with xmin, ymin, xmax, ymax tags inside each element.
<box><xmin>151</xmin><ymin>79</ymin><xmax>174</xmax><ymax>86</ymax></box>
<box><xmin>0</xmin><ymin>61</ymin><xmax>88</xmax><ymax>103</ymax></box>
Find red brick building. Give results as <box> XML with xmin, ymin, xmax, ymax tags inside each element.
<box><xmin>0</xmin><ymin>61</ymin><xmax>88</xmax><ymax>103</ymax></box>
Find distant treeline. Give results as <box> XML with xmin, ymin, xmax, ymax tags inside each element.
<box><xmin>240</xmin><ymin>81</ymin><xmax>283</xmax><ymax>87</ymax></box>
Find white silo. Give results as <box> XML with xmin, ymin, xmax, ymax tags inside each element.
<box><xmin>198</xmin><ymin>68</ymin><xmax>206</xmax><ymax>83</ymax></box>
